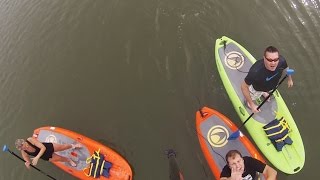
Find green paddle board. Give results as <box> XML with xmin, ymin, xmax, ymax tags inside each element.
<box><xmin>215</xmin><ymin>36</ymin><xmax>305</xmax><ymax>174</ymax></box>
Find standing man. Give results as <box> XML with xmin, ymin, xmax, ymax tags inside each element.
<box><xmin>241</xmin><ymin>46</ymin><xmax>293</xmax><ymax>113</ymax></box>
<box><xmin>220</xmin><ymin>150</ymin><xmax>277</xmax><ymax>180</ymax></box>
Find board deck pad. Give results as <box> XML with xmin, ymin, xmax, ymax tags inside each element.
<box><xmin>33</xmin><ymin>127</ymin><xmax>133</xmax><ymax>180</ymax></box>
<box><xmin>37</xmin><ymin>129</ymin><xmax>90</xmax><ymax>170</ymax></box>
<box><xmin>200</xmin><ymin>115</ymin><xmax>255</xmax><ymax>168</ymax></box>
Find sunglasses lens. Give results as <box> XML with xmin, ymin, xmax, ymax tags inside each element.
<box><xmin>265</xmin><ymin>57</ymin><xmax>279</xmax><ymax>62</ymax></box>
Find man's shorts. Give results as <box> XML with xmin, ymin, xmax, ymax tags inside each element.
<box><xmin>249</xmin><ymin>85</ymin><xmax>265</xmax><ymax>101</ymax></box>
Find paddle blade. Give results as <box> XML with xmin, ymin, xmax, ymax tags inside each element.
<box><xmin>228</xmin><ymin>130</ymin><xmax>240</xmax><ymax>140</ymax></box>
<box><xmin>2</xmin><ymin>145</ymin><xmax>9</xmax><ymax>152</ymax></box>
<box><xmin>286</xmin><ymin>69</ymin><xmax>294</xmax><ymax>75</ymax></box>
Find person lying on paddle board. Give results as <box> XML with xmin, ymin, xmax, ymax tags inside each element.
<box><xmin>241</xmin><ymin>46</ymin><xmax>293</xmax><ymax>113</ymax></box>
<box><xmin>15</xmin><ymin>137</ymin><xmax>81</xmax><ymax>168</ymax></box>
<box><xmin>220</xmin><ymin>150</ymin><xmax>277</xmax><ymax>180</ymax></box>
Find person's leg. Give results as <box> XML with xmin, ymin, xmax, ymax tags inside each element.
<box><xmin>52</xmin><ymin>143</ymin><xmax>82</xmax><ymax>152</ymax></box>
<box><xmin>52</xmin><ymin>143</ymin><xmax>72</xmax><ymax>152</ymax></box>
<box><xmin>49</xmin><ymin>153</ymin><xmax>76</xmax><ymax>167</ymax></box>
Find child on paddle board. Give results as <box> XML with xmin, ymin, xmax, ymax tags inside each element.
<box><xmin>241</xmin><ymin>46</ymin><xmax>293</xmax><ymax>113</ymax></box>
<box><xmin>15</xmin><ymin>137</ymin><xmax>81</xmax><ymax>168</ymax></box>
<box><xmin>220</xmin><ymin>150</ymin><xmax>277</xmax><ymax>180</ymax></box>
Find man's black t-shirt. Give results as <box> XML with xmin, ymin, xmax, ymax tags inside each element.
<box><xmin>220</xmin><ymin>156</ymin><xmax>266</xmax><ymax>180</ymax></box>
<box><xmin>244</xmin><ymin>56</ymin><xmax>288</xmax><ymax>92</ymax></box>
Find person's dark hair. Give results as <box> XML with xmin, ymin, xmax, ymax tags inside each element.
<box><xmin>225</xmin><ymin>150</ymin><xmax>242</xmax><ymax>164</ymax></box>
<box><xmin>264</xmin><ymin>46</ymin><xmax>279</xmax><ymax>56</ymax></box>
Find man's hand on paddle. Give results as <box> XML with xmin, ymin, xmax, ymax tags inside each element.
<box><xmin>249</xmin><ymin>102</ymin><xmax>261</xmax><ymax>113</ymax></box>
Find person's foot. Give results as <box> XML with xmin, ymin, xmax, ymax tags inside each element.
<box><xmin>71</xmin><ymin>143</ymin><xmax>82</xmax><ymax>149</ymax></box>
<box><xmin>69</xmin><ymin>160</ymin><xmax>77</xmax><ymax>167</ymax></box>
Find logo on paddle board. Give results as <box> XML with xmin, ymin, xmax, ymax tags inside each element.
<box><xmin>224</xmin><ymin>51</ymin><xmax>244</xmax><ymax>70</ymax></box>
<box><xmin>207</xmin><ymin>125</ymin><xmax>229</xmax><ymax>147</ymax></box>
<box><xmin>45</xmin><ymin>135</ymin><xmax>57</xmax><ymax>143</ymax></box>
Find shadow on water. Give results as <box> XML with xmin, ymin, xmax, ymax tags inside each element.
<box><xmin>165</xmin><ymin>149</ymin><xmax>184</xmax><ymax>180</ymax></box>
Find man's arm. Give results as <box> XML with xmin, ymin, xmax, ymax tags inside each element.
<box><xmin>21</xmin><ymin>150</ymin><xmax>31</xmax><ymax>169</ymax></box>
<box><xmin>283</xmin><ymin>67</ymin><xmax>293</xmax><ymax>88</ymax></box>
<box><xmin>263</xmin><ymin>165</ymin><xmax>277</xmax><ymax>180</ymax></box>
<box><xmin>220</xmin><ymin>177</ymin><xmax>229</xmax><ymax>180</ymax></box>
<box><xmin>27</xmin><ymin>137</ymin><xmax>46</xmax><ymax>166</ymax></box>
<box><xmin>220</xmin><ymin>176</ymin><xmax>241</xmax><ymax>180</ymax></box>
<box><xmin>220</xmin><ymin>167</ymin><xmax>243</xmax><ymax>180</ymax></box>
<box><xmin>241</xmin><ymin>81</ymin><xmax>259</xmax><ymax>113</ymax></box>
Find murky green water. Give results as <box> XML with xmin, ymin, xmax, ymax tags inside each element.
<box><xmin>0</xmin><ymin>0</ymin><xmax>319</xmax><ymax>179</ymax></box>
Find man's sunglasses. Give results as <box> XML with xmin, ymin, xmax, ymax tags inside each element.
<box><xmin>264</xmin><ymin>56</ymin><xmax>279</xmax><ymax>62</ymax></box>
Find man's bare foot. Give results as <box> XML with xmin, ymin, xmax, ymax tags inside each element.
<box><xmin>71</xmin><ymin>143</ymin><xmax>82</xmax><ymax>149</ymax></box>
<box><xmin>69</xmin><ymin>159</ymin><xmax>77</xmax><ymax>167</ymax></box>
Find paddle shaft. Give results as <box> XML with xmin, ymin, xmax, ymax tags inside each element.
<box><xmin>238</xmin><ymin>74</ymin><xmax>288</xmax><ymax>130</ymax></box>
<box><xmin>7</xmin><ymin>148</ymin><xmax>57</xmax><ymax>180</ymax></box>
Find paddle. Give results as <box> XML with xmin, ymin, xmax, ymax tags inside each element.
<box><xmin>228</xmin><ymin>68</ymin><xmax>295</xmax><ymax>140</ymax></box>
<box><xmin>2</xmin><ymin>145</ymin><xmax>57</xmax><ymax>180</ymax></box>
